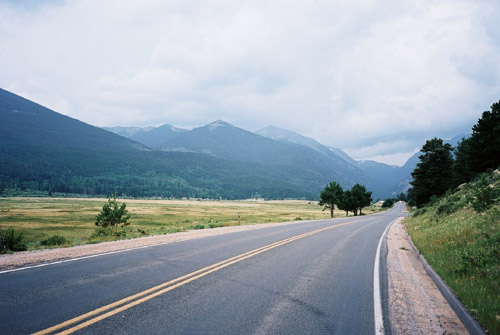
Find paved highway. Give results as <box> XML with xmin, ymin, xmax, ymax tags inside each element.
<box><xmin>1</xmin><ymin>203</ymin><xmax>405</xmax><ymax>334</ymax></box>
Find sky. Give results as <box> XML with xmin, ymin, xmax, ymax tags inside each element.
<box><xmin>1</xmin><ymin>0</ymin><xmax>499</xmax><ymax>166</ymax></box>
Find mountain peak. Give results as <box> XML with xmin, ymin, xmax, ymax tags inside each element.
<box><xmin>206</xmin><ymin>120</ymin><xmax>233</xmax><ymax>130</ymax></box>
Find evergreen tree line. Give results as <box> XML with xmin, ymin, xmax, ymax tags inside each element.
<box><xmin>0</xmin><ymin>148</ymin><xmax>317</xmax><ymax>200</ymax></box>
<box><xmin>409</xmin><ymin>100</ymin><xmax>500</xmax><ymax>208</ymax></box>
<box><xmin>319</xmin><ymin>181</ymin><xmax>372</xmax><ymax>217</ymax></box>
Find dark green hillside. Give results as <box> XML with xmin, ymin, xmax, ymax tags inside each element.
<box><xmin>0</xmin><ymin>88</ymin><xmax>147</xmax><ymax>152</ymax></box>
<box><xmin>0</xmin><ymin>143</ymin><xmax>314</xmax><ymax>199</ymax></box>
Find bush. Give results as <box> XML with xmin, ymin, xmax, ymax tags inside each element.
<box><xmin>0</xmin><ymin>227</ymin><xmax>27</xmax><ymax>253</ymax></box>
<box><xmin>412</xmin><ymin>207</ymin><xmax>427</xmax><ymax>217</ymax></box>
<box><xmin>472</xmin><ymin>174</ymin><xmax>499</xmax><ymax>213</ymax></box>
<box><xmin>40</xmin><ymin>235</ymin><xmax>67</xmax><ymax>246</ymax></box>
<box><xmin>436</xmin><ymin>195</ymin><xmax>463</xmax><ymax>216</ymax></box>
<box><xmin>93</xmin><ymin>226</ymin><xmax>126</xmax><ymax>237</ymax></box>
<box><xmin>193</xmin><ymin>224</ymin><xmax>205</xmax><ymax>230</ymax></box>
<box><xmin>208</xmin><ymin>223</ymin><xmax>224</xmax><ymax>228</ymax></box>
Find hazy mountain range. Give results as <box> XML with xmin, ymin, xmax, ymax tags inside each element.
<box><xmin>105</xmin><ymin>120</ymin><xmax>422</xmax><ymax>199</ymax></box>
<box><xmin>0</xmin><ymin>87</ymin><xmax>465</xmax><ymax>199</ymax></box>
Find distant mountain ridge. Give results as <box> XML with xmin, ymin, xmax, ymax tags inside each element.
<box><xmin>1</xmin><ymin>87</ymin><xmax>465</xmax><ymax>200</ymax></box>
<box><xmin>104</xmin><ymin>124</ymin><xmax>187</xmax><ymax>149</ymax></box>
<box><xmin>106</xmin><ymin>121</ymin><xmax>412</xmax><ymax>198</ymax></box>
<box><xmin>0</xmin><ymin>88</ymin><xmax>148</xmax><ymax>152</ymax></box>
<box><xmin>0</xmin><ymin>88</ymin><xmax>323</xmax><ymax>199</ymax></box>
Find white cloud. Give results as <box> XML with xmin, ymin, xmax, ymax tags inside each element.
<box><xmin>0</xmin><ymin>0</ymin><xmax>499</xmax><ymax>165</ymax></box>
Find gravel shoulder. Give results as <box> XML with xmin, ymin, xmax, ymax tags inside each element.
<box><xmin>0</xmin><ymin>221</ymin><xmax>297</xmax><ymax>270</ymax></box>
<box><xmin>387</xmin><ymin>218</ymin><xmax>468</xmax><ymax>334</ymax></box>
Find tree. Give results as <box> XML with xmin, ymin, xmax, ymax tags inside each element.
<box><xmin>338</xmin><ymin>190</ymin><xmax>357</xmax><ymax>216</ymax></box>
<box><xmin>351</xmin><ymin>184</ymin><xmax>372</xmax><ymax>215</ymax></box>
<box><xmin>410</xmin><ymin>138</ymin><xmax>454</xmax><ymax>207</ymax></box>
<box><xmin>454</xmin><ymin>101</ymin><xmax>500</xmax><ymax>184</ymax></box>
<box><xmin>382</xmin><ymin>198</ymin><xmax>395</xmax><ymax>208</ymax></box>
<box><xmin>95</xmin><ymin>193</ymin><xmax>130</xmax><ymax>232</ymax></box>
<box><xmin>319</xmin><ymin>181</ymin><xmax>343</xmax><ymax>218</ymax></box>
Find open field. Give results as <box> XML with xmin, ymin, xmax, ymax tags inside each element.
<box><xmin>0</xmin><ymin>197</ymin><xmax>383</xmax><ymax>250</ymax></box>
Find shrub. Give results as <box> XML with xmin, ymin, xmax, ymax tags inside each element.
<box><xmin>208</xmin><ymin>223</ymin><xmax>224</xmax><ymax>228</ymax></box>
<box><xmin>472</xmin><ymin>174</ymin><xmax>499</xmax><ymax>213</ymax></box>
<box><xmin>41</xmin><ymin>235</ymin><xmax>67</xmax><ymax>246</ymax></box>
<box><xmin>436</xmin><ymin>195</ymin><xmax>463</xmax><ymax>216</ymax></box>
<box><xmin>193</xmin><ymin>224</ymin><xmax>205</xmax><ymax>230</ymax></box>
<box><xmin>0</xmin><ymin>227</ymin><xmax>27</xmax><ymax>253</ymax></box>
<box><xmin>412</xmin><ymin>207</ymin><xmax>427</xmax><ymax>217</ymax></box>
<box><xmin>92</xmin><ymin>226</ymin><xmax>126</xmax><ymax>238</ymax></box>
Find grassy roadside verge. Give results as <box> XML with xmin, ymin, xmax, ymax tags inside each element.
<box><xmin>405</xmin><ymin>172</ymin><xmax>500</xmax><ymax>334</ymax></box>
<box><xmin>0</xmin><ymin>197</ymin><xmax>383</xmax><ymax>251</ymax></box>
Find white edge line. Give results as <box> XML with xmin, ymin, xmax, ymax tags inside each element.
<box><xmin>0</xmin><ymin>221</ymin><xmax>317</xmax><ymax>275</ymax></box>
<box><xmin>0</xmin><ymin>242</ymin><xmax>171</xmax><ymax>275</ymax></box>
<box><xmin>374</xmin><ymin>217</ymin><xmax>397</xmax><ymax>335</ymax></box>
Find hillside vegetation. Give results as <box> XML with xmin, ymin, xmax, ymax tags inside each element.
<box><xmin>405</xmin><ymin>170</ymin><xmax>500</xmax><ymax>334</ymax></box>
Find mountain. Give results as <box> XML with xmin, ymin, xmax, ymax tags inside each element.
<box><xmin>0</xmin><ymin>89</ymin><xmax>319</xmax><ymax>199</ymax></box>
<box><xmin>256</xmin><ymin>125</ymin><xmax>361</xmax><ymax>166</ymax></box>
<box><xmin>357</xmin><ymin>160</ymin><xmax>407</xmax><ymax>197</ymax></box>
<box><xmin>5</xmin><ymin>87</ymin><xmax>466</xmax><ymax>200</ymax></box>
<box><xmin>0</xmin><ymin>88</ymin><xmax>148</xmax><ymax>152</ymax></box>
<box><xmin>256</xmin><ymin>125</ymin><xmax>361</xmax><ymax>168</ymax></box>
<box><xmin>102</xmin><ymin>126</ymin><xmax>155</xmax><ymax>138</ymax></box>
<box><xmin>107</xmin><ymin>120</ymin><xmax>411</xmax><ymax>199</ymax></box>
<box><xmin>104</xmin><ymin>124</ymin><xmax>187</xmax><ymax>149</ymax></box>
<box><xmin>2</xmin><ymin>88</ymin><xmax>388</xmax><ymax>199</ymax></box>
<box><xmin>154</xmin><ymin>120</ymin><xmax>380</xmax><ymax>194</ymax></box>
<box><xmin>255</xmin><ymin>125</ymin><xmax>410</xmax><ymax>197</ymax></box>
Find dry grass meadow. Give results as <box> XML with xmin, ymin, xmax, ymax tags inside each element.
<box><xmin>0</xmin><ymin>197</ymin><xmax>383</xmax><ymax>250</ymax></box>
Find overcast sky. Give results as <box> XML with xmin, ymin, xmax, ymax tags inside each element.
<box><xmin>1</xmin><ymin>0</ymin><xmax>499</xmax><ymax>165</ymax></box>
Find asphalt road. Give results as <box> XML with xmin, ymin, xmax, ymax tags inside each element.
<box><xmin>1</xmin><ymin>203</ymin><xmax>405</xmax><ymax>335</ymax></box>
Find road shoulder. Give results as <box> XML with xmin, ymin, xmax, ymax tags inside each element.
<box><xmin>386</xmin><ymin>218</ymin><xmax>468</xmax><ymax>334</ymax></box>
<box><xmin>0</xmin><ymin>220</ymin><xmax>301</xmax><ymax>270</ymax></box>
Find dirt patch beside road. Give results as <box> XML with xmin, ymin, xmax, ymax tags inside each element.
<box><xmin>386</xmin><ymin>218</ymin><xmax>468</xmax><ymax>334</ymax></box>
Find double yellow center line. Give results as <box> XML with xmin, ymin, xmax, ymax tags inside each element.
<box><xmin>34</xmin><ymin>219</ymin><xmax>364</xmax><ymax>335</ymax></box>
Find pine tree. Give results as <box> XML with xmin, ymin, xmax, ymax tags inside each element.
<box><xmin>95</xmin><ymin>193</ymin><xmax>130</xmax><ymax>232</ymax></box>
<box><xmin>454</xmin><ymin>101</ymin><xmax>500</xmax><ymax>184</ymax></box>
<box><xmin>319</xmin><ymin>182</ymin><xmax>343</xmax><ymax>218</ymax></box>
<box><xmin>410</xmin><ymin>138</ymin><xmax>454</xmax><ymax>207</ymax></box>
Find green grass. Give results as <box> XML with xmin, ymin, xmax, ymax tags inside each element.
<box><xmin>405</xmin><ymin>172</ymin><xmax>500</xmax><ymax>334</ymax></box>
<box><xmin>0</xmin><ymin>197</ymin><xmax>383</xmax><ymax>250</ymax></box>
